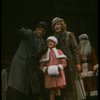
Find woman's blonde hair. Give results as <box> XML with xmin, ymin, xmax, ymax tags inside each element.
<box><xmin>52</xmin><ymin>17</ymin><xmax>67</xmax><ymax>32</ymax></box>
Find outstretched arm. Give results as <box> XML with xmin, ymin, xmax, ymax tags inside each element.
<box><xmin>16</xmin><ymin>23</ymin><xmax>33</xmax><ymax>39</ymax></box>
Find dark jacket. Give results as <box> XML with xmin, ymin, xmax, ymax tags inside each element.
<box><xmin>8</xmin><ymin>27</ymin><xmax>46</xmax><ymax>94</ymax></box>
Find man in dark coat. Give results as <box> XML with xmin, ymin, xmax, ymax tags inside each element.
<box><xmin>6</xmin><ymin>21</ymin><xmax>47</xmax><ymax>100</ymax></box>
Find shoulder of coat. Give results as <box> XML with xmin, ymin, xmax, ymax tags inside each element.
<box><xmin>65</xmin><ymin>31</ymin><xmax>72</xmax><ymax>37</ymax></box>
<box><xmin>66</xmin><ymin>31</ymin><xmax>73</xmax><ymax>34</ymax></box>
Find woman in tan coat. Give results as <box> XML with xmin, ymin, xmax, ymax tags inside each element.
<box><xmin>40</xmin><ymin>36</ymin><xmax>67</xmax><ymax>100</ymax></box>
<box><xmin>51</xmin><ymin>17</ymin><xmax>85</xmax><ymax>100</ymax></box>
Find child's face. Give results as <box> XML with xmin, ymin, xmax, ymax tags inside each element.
<box><xmin>47</xmin><ymin>40</ymin><xmax>56</xmax><ymax>48</ymax></box>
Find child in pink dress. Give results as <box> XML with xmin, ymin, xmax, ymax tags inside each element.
<box><xmin>40</xmin><ymin>36</ymin><xmax>67</xmax><ymax>100</ymax></box>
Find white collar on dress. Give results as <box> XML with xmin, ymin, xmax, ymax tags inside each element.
<box><xmin>40</xmin><ymin>47</ymin><xmax>67</xmax><ymax>62</ymax></box>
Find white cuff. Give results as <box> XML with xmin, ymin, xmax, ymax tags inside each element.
<box><xmin>58</xmin><ymin>64</ymin><xmax>63</xmax><ymax>70</ymax></box>
<box><xmin>90</xmin><ymin>90</ymin><xmax>98</xmax><ymax>96</ymax></box>
<box><xmin>42</xmin><ymin>67</ymin><xmax>47</xmax><ymax>73</ymax></box>
<box><xmin>80</xmin><ymin>71</ymin><xmax>94</xmax><ymax>78</ymax></box>
<box><xmin>93</xmin><ymin>64</ymin><xmax>99</xmax><ymax>71</ymax></box>
<box><xmin>87</xmin><ymin>71</ymin><xmax>93</xmax><ymax>77</ymax></box>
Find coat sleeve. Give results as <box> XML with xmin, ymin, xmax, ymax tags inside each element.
<box><xmin>92</xmin><ymin>48</ymin><xmax>98</xmax><ymax>65</ymax></box>
<box><xmin>69</xmin><ymin>32</ymin><xmax>80</xmax><ymax>64</ymax></box>
<box><xmin>40</xmin><ymin>62</ymin><xmax>47</xmax><ymax>73</ymax></box>
<box><xmin>58</xmin><ymin>58</ymin><xmax>67</xmax><ymax>70</ymax></box>
<box><xmin>18</xmin><ymin>27</ymin><xmax>33</xmax><ymax>39</ymax></box>
<box><xmin>58</xmin><ymin>49</ymin><xmax>67</xmax><ymax>70</ymax></box>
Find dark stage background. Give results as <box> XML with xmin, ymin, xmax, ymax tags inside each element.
<box><xmin>1</xmin><ymin>0</ymin><xmax>98</xmax><ymax>68</ymax></box>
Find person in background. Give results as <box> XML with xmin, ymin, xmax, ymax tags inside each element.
<box><xmin>51</xmin><ymin>17</ymin><xmax>86</xmax><ymax>100</ymax></box>
<box><xmin>6</xmin><ymin>21</ymin><xmax>47</xmax><ymax>100</ymax></box>
<box><xmin>2</xmin><ymin>66</ymin><xmax>8</xmax><ymax>100</ymax></box>
<box><xmin>78</xmin><ymin>33</ymin><xmax>99</xmax><ymax>100</ymax></box>
<box><xmin>40</xmin><ymin>36</ymin><xmax>67</xmax><ymax>100</ymax></box>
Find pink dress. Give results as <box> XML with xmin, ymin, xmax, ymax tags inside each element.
<box><xmin>40</xmin><ymin>48</ymin><xmax>67</xmax><ymax>89</ymax></box>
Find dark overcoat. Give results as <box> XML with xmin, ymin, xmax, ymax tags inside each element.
<box><xmin>8</xmin><ymin>27</ymin><xmax>46</xmax><ymax>94</ymax></box>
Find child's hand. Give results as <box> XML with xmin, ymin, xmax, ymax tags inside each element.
<box><xmin>58</xmin><ymin>64</ymin><xmax>63</xmax><ymax>72</ymax></box>
<box><xmin>45</xmin><ymin>68</ymin><xmax>48</xmax><ymax>75</ymax></box>
<box><xmin>58</xmin><ymin>67</ymin><xmax>61</xmax><ymax>72</ymax></box>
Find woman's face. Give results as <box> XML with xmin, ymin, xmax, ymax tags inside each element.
<box><xmin>47</xmin><ymin>40</ymin><xmax>56</xmax><ymax>48</ymax></box>
<box><xmin>53</xmin><ymin>21</ymin><xmax>62</xmax><ymax>33</ymax></box>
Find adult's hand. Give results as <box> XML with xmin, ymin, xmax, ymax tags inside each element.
<box><xmin>77</xmin><ymin>64</ymin><xmax>82</xmax><ymax>72</ymax></box>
